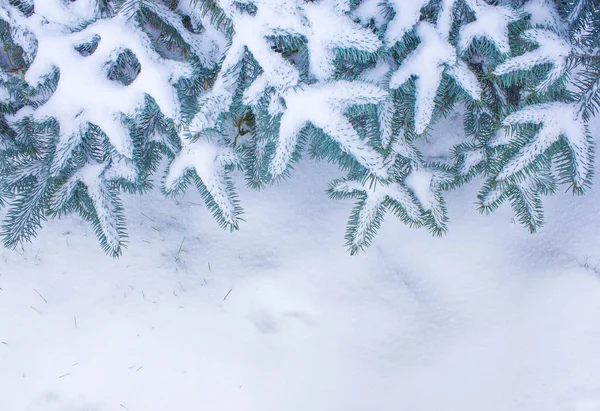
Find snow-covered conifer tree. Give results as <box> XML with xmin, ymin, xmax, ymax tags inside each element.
<box><xmin>0</xmin><ymin>0</ymin><xmax>598</xmax><ymax>256</ymax></box>
<box><xmin>0</xmin><ymin>0</ymin><xmax>224</xmax><ymax>255</ymax></box>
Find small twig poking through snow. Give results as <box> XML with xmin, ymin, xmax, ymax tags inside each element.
<box><xmin>207</xmin><ymin>262</ymin><xmax>211</xmax><ymax>272</ymax></box>
<box><xmin>178</xmin><ymin>237</ymin><xmax>186</xmax><ymax>254</ymax></box>
<box><xmin>30</xmin><ymin>306</ymin><xmax>42</xmax><ymax>315</ymax></box>
<box><xmin>1</xmin><ymin>341</ymin><xmax>7</xmax><ymax>345</ymax></box>
<box><xmin>33</xmin><ymin>289</ymin><xmax>48</xmax><ymax>303</ymax></box>
<box><xmin>136</xmin><ymin>366</ymin><xmax>143</xmax><ymax>372</ymax></box>
<box><xmin>58</xmin><ymin>373</ymin><xmax>70</xmax><ymax>379</ymax></box>
<box><xmin>579</xmin><ymin>255</ymin><xmax>600</xmax><ymax>275</ymax></box>
<box><xmin>120</xmin><ymin>404</ymin><xmax>129</xmax><ymax>410</ymax></box>
<box><xmin>74</xmin><ymin>316</ymin><xmax>77</xmax><ymax>329</ymax></box>
<box><xmin>223</xmin><ymin>288</ymin><xmax>233</xmax><ymax>301</ymax></box>
<box><xmin>140</xmin><ymin>212</ymin><xmax>156</xmax><ymax>222</ymax></box>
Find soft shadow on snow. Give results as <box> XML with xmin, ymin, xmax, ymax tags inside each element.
<box><xmin>2</xmin><ymin>126</ymin><xmax>600</xmax><ymax>411</ymax></box>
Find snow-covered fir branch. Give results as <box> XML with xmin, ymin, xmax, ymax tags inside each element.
<box><xmin>0</xmin><ymin>0</ymin><xmax>598</xmax><ymax>255</ymax></box>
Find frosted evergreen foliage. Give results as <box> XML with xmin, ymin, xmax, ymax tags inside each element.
<box><xmin>0</xmin><ymin>0</ymin><xmax>598</xmax><ymax>256</ymax></box>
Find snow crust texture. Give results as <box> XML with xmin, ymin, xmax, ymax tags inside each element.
<box><xmin>3</xmin><ymin>154</ymin><xmax>600</xmax><ymax>411</ymax></box>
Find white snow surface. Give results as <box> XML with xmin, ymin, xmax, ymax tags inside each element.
<box><xmin>2</xmin><ymin>117</ymin><xmax>600</xmax><ymax>411</ymax></box>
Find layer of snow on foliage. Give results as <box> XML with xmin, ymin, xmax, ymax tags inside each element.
<box><xmin>0</xmin><ymin>7</ymin><xmax>36</xmax><ymax>64</ymax></box>
<box><xmin>130</xmin><ymin>0</ymin><xmax>224</xmax><ymax>67</ymax></box>
<box><xmin>494</xmin><ymin>29</ymin><xmax>572</xmax><ymax>93</ymax></box>
<box><xmin>459</xmin><ymin>0</ymin><xmax>519</xmax><ymax>54</ymax></box>
<box><xmin>523</xmin><ymin>0</ymin><xmax>566</xmax><ymax>32</ymax></box>
<box><xmin>304</xmin><ymin>0</ymin><xmax>381</xmax><ymax>81</ymax></box>
<box><xmin>271</xmin><ymin>81</ymin><xmax>388</xmax><ymax>177</ymax></box>
<box><xmin>390</xmin><ymin>23</ymin><xmax>480</xmax><ymax>134</ymax></box>
<box><xmin>189</xmin><ymin>87</ymin><xmax>234</xmax><ymax>134</ymax></box>
<box><xmin>221</xmin><ymin>0</ymin><xmax>303</xmax><ymax>105</ymax></box>
<box><xmin>17</xmin><ymin>1</ymin><xmax>189</xmax><ymax>159</ymax></box>
<box><xmin>79</xmin><ymin>162</ymin><xmax>122</xmax><ymax>251</ymax></box>
<box><xmin>353</xmin><ymin>0</ymin><xmax>387</xmax><ymax>28</ymax></box>
<box><xmin>166</xmin><ymin>138</ymin><xmax>240</xmax><ymax>225</ymax></box>
<box><xmin>330</xmin><ymin>178</ymin><xmax>422</xmax><ymax>246</ymax></box>
<box><xmin>384</xmin><ymin>0</ymin><xmax>430</xmax><ymax>45</ymax></box>
<box><xmin>499</xmin><ymin>103</ymin><xmax>590</xmax><ymax>185</ymax></box>
<box><xmin>405</xmin><ymin>169</ymin><xmax>434</xmax><ymax>209</ymax></box>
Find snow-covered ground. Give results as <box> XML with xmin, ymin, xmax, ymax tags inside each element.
<box><xmin>2</xmin><ymin>121</ymin><xmax>600</xmax><ymax>411</ymax></box>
